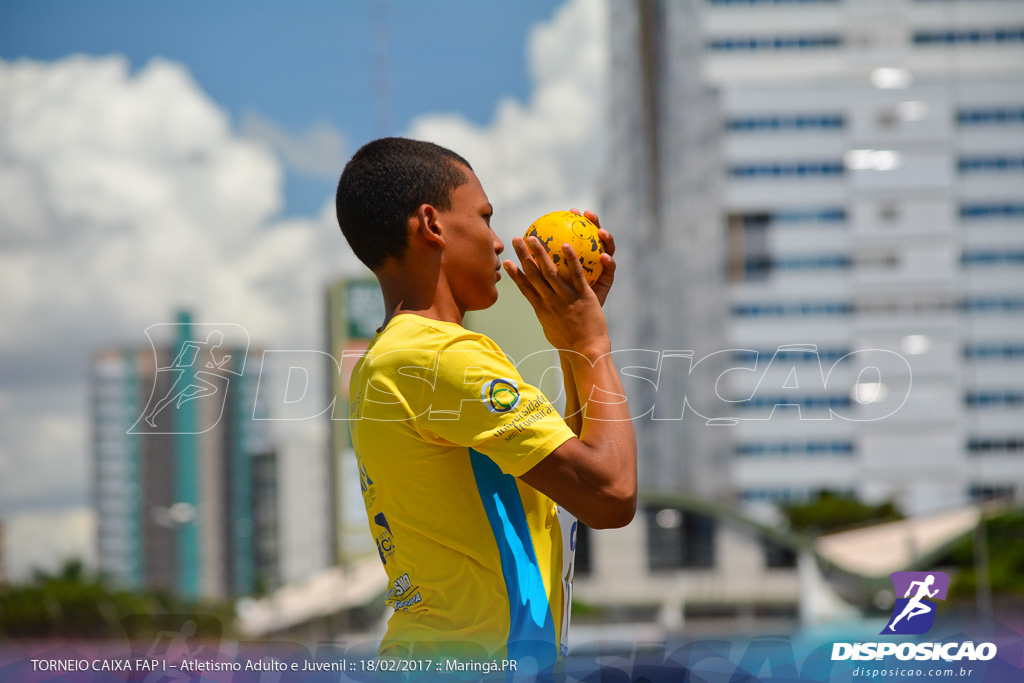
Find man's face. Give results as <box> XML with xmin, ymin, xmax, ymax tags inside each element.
<box><xmin>437</xmin><ymin>166</ymin><xmax>504</xmax><ymax>313</ymax></box>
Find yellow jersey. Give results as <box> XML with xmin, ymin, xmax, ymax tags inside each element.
<box><xmin>347</xmin><ymin>313</ymin><xmax>577</xmax><ymax>666</ymax></box>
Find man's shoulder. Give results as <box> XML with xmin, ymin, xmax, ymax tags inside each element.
<box><xmin>360</xmin><ymin>316</ymin><xmax>508</xmax><ymax>379</ymax></box>
<box><xmin>376</xmin><ymin>315</ymin><xmax>502</xmax><ymax>355</ymax></box>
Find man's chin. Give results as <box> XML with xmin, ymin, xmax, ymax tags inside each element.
<box><xmin>469</xmin><ymin>288</ymin><xmax>500</xmax><ymax>312</ymax></box>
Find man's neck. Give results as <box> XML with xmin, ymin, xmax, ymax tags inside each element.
<box><xmin>377</xmin><ymin>268</ymin><xmax>464</xmax><ymax>329</ymax></box>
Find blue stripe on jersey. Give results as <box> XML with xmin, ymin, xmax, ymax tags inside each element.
<box><xmin>469</xmin><ymin>448</ymin><xmax>557</xmax><ymax>667</ymax></box>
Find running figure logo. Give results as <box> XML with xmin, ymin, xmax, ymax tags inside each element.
<box><xmin>128</xmin><ymin>321</ymin><xmax>249</xmax><ymax>435</ymax></box>
<box><xmin>144</xmin><ymin>331</ymin><xmax>231</xmax><ymax>427</ymax></box>
<box><xmin>882</xmin><ymin>571</ymin><xmax>949</xmax><ymax>635</ymax></box>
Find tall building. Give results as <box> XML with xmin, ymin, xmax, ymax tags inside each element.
<box><xmin>250</xmin><ymin>449</ymin><xmax>281</xmax><ymax>594</ymax></box>
<box><xmin>608</xmin><ymin>0</ymin><xmax>1024</xmax><ymax>516</ymax></box>
<box><xmin>325</xmin><ymin>278</ymin><xmax>385</xmax><ymax>565</ymax></box>
<box><xmin>705</xmin><ymin>0</ymin><xmax>1024</xmax><ymax>515</ymax></box>
<box><xmin>92</xmin><ymin>311</ymin><xmax>279</xmax><ymax>599</ymax></box>
<box><xmin>603</xmin><ymin>0</ymin><xmax>733</xmax><ymax>499</ymax></box>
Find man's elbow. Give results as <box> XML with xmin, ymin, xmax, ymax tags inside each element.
<box><xmin>586</xmin><ymin>487</ymin><xmax>637</xmax><ymax>530</ymax></box>
<box><xmin>587</xmin><ymin>451</ymin><xmax>638</xmax><ymax>529</ymax></box>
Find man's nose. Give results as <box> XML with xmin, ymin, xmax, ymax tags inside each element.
<box><xmin>493</xmin><ymin>230</ymin><xmax>504</xmax><ymax>256</ymax></box>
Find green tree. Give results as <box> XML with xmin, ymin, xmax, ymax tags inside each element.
<box><xmin>940</xmin><ymin>507</ymin><xmax>1024</xmax><ymax>598</ymax></box>
<box><xmin>782</xmin><ymin>492</ymin><xmax>903</xmax><ymax>534</ymax></box>
<box><xmin>0</xmin><ymin>559</ymin><xmax>233</xmax><ymax>639</ymax></box>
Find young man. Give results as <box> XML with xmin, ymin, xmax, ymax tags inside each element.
<box><xmin>335</xmin><ymin>137</ymin><xmax>636</xmax><ymax>667</ymax></box>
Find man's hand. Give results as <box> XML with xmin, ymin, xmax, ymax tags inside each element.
<box><xmin>575</xmin><ymin>209</ymin><xmax>617</xmax><ymax>307</ymax></box>
<box><xmin>503</xmin><ymin>210</ymin><xmax>618</xmax><ymax>355</ymax></box>
<box><xmin>505</xmin><ymin>211</ymin><xmax>637</xmax><ymax>529</ymax></box>
<box><xmin>513</xmin><ymin>209</ymin><xmax>617</xmax><ymax>307</ymax></box>
<box><xmin>503</xmin><ymin>229</ymin><xmax>611</xmax><ymax>360</ymax></box>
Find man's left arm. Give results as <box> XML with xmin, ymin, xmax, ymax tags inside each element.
<box><xmin>559</xmin><ymin>352</ymin><xmax>583</xmax><ymax>437</ymax></box>
<box><xmin>557</xmin><ymin>210</ymin><xmax>615</xmax><ymax>439</ymax></box>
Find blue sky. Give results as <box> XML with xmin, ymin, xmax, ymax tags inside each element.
<box><xmin>0</xmin><ymin>0</ymin><xmax>608</xmax><ymax>579</ymax></box>
<box><xmin>0</xmin><ymin>0</ymin><xmax>562</xmax><ymax>215</ymax></box>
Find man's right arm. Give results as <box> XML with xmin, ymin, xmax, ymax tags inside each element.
<box><xmin>520</xmin><ymin>350</ymin><xmax>637</xmax><ymax>529</ymax></box>
<box><xmin>504</xmin><ymin>234</ymin><xmax>637</xmax><ymax>530</ymax></box>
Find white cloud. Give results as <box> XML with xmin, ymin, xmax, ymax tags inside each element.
<box><xmin>240</xmin><ymin>111</ymin><xmax>348</xmax><ymax>178</ymax></box>
<box><xmin>406</xmin><ymin>0</ymin><xmax>609</xmax><ymax>245</ymax></box>
<box><xmin>2</xmin><ymin>507</ymin><xmax>96</xmax><ymax>581</ymax></box>
<box><xmin>0</xmin><ymin>0</ymin><xmax>609</xmax><ymax>579</ymax></box>
<box><xmin>0</xmin><ymin>54</ymin><xmax>365</xmax><ymax>574</ymax></box>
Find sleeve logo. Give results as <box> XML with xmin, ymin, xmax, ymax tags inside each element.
<box><xmin>481</xmin><ymin>377</ymin><xmax>521</xmax><ymax>413</ymax></box>
<box><xmin>373</xmin><ymin>512</ymin><xmax>396</xmax><ymax>565</ymax></box>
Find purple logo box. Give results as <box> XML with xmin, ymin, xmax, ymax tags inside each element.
<box><xmin>882</xmin><ymin>571</ymin><xmax>950</xmax><ymax>635</ymax></box>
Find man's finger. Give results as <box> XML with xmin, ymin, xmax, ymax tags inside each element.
<box><xmin>562</xmin><ymin>243</ymin><xmax>590</xmax><ymax>297</ymax></box>
<box><xmin>591</xmin><ymin>253</ymin><xmax>617</xmax><ymax>307</ymax></box>
<box><xmin>512</xmin><ymin>236</ymin><xmax>555</xmax><ymax>296</ymax></box>
<box><xmin>503</xmin><ymin>259</ymin><xmax>545</xmax><ymax>310</ymax></box>
<box><xmin>527</xmin><ymin>235</ymin><xmax>570</xmax><ymax>294</ymax></box>
<box><xmin>598</xmin><ymin>253</ymin><xmax>616</xmax><ymax>283</ymax></box>
<box><xmin>596</xmin><ymin>227</ymin><xmax>616</xmax><ymax>258</ymax></box>
<box><xmin>582</xmin><ymin>209</ymin><xmax>614</xmax><ymax>258</ymax></box>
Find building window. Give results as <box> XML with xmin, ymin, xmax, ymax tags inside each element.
<box><xmin>736</xmin><ymin>441</ymin><xmax>855</xmax><ymax>457</ymax></box>
<box><xmin>727</xmin><ymin>210</ymin><xmax>846</xmax><ymax>282</ymax></box>
<box><xmin>958</xmin><ymin>108</ymin><xmax>1024</xmax><ymax>126</ymax></box>
<box><xmin>964</xmin><ymin>344</ymin><xmax>1024</xmax><ymax>360</ymax></box>
<box><xmin>646</xmin><ymin>507</ymin><xmax>717</xmax><ymax>571</ymax></box>
<box><xmin>914</xmin><ymin>28</ymin><xmax>1024</xmax><ymax>46</ymax></box>
<box><xmin>763</xmin><ymin>538</ymin><xmax>798</xmax><ymax>568</ymax></box>
<box><xmin>745</xmin><ymin>254</ymin><xmax>851</xmax><ymax>276</ymax></box>
<box><xmin>736</xmin><ymin>395</ymin><xmax>852</xmax><ymax>411</ymax></box>
<box><xmin>960</xmin><ymin>203</ymin><xmax>1024</xmax><ymax>220</ymax></box>
<box><xmin>961</xmin><ymin>250</ymin><xmax>1024</xmax><ymax>266</ymax></box>
<box><xmin>777</xmin><ymin>254</ymin><xmax>850</xmax><ymax>270</ymax></box>
<box><xmin>965</xmin><ymin>392</ymin><xmax>1024</xmax><ymax>407</ymax></box>
<box><xmin>732</xmin><ymin>348</ymin><xmax>851</xmax><ymax>364</ymax></box>
<box><xmin>967</xmin><ymin>438</ymin><xmax>1024</xmax><ymax>454</ymax></box>
<box><xmin>680</xmin><ymin>513</ymin><xmax>716</xmax><ymax>569</ymax></box>
<box><xmin>730</xmin><ymin>161</ymin><xmax>845</xmax><ymax>178</ymax></box>
<box><xmin>707</xmin><ymin>34</ymin><xmax>842</xmax><ymax>51</ymax></box>
<box><xmin>733</xmin><ymin>209</ymin><xmax>847</xmax><ymax>227</ymax></box>
<box><xmin>859</xmin><ymin>296</ymin><xmax>956</xmax><ymax>314</ymax></box>
<box><xmin>774</xmin><ymin>208</ymin><xmax>846</xmax><ymax>224</ymax></box>
<box><xmin>968</xmin><ymin>485</ymin><xmax>1016</xmax><ymax>503</ymax></box>
<box><xmin>726</xmin><ymin>114</ymin><xmax>845</xmax><ymax>132</ymax></box>
<box><xmin>963</xmin><ymin>298</ymin><xmax>1024</xmax><ymax>313</ymax></box>
<box><xmin>958</xmin><ymin>156</ymin><xmax>1024</xmax><ymax>173</ymax></box>
<box><xmin>732</xmin><ymin>301</ymin><xmax>853</xmax><ymax>317</ymax></box>
<box><xmin>743</xmin><ymin>255</ymin><xmax>773</xmax><ymax>279</ymax></box>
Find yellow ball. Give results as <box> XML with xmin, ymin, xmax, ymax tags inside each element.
<box><xmin>524</xmin><ymin>210</ymin><xmax>604</xmax><ymax>286</ymax></box>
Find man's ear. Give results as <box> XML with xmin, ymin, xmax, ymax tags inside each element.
<box><xmin>412</xmin><ymin>204</ymin><xmax>445</xmax><ymax>249</ymax></box>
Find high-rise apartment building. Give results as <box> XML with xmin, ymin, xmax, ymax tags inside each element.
<box><xmin>92</xmin><ymin>311</ymin><xmax>279</xmax><ymax>599</ymax></box>
<box><xmin>607</xmin><ymin>0</ymin><xmax>1024</xmax><ymax>515</ymax></box>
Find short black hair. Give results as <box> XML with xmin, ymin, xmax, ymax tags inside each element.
<box><xmin>335</xmin><ymin>137</ymin><xmax>472</xmax><ymax>271</ymax></box>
